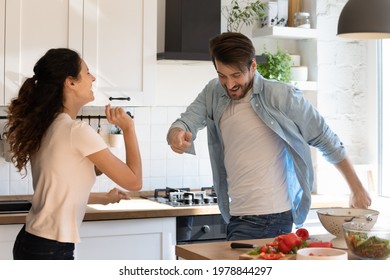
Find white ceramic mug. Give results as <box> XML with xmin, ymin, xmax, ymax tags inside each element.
<box><xmin>109</xmin><ymin>134</ymin><xmax>124</xmax><ymax>148</ymax></box>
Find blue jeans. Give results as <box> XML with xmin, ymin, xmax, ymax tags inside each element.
<box><xmin>13</xmin><ymin>225</ymin><xmax>75</xmax><ymax>260</ymax></box>
<box><xmin>227</xmin><ymin>210</ymin><xmax>293</xmax><ymax>241</ymax></box>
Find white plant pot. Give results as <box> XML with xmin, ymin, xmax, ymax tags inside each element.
<box><xmin>109</xmin><ymin>134</ymin><xmax>124</xmax><ymax>148</ymax></box>
<box><xmin>290</xmin><ymin>55</ymin><xmax>301</xmax><ymax>67</ymax></box>
<box><xmin>291</xmin><ymin>66</ymin><xmax>308</xmax><ymax>81</ymax></box>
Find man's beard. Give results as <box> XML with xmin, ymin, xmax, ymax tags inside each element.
<box><xmin>226</xmin><ymin>79</ymin><xmax>254</xmax><ymax>100</ymax></box>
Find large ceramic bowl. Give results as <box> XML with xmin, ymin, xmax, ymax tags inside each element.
<box><xmin>317</xmin><ymin>207</ymin><xmax>379</xmax><ymax>249</ymax></box>
<box><xmin>343</xmin><ymin>221</ymin><xmax>390</xmax><ymax>260</ymax></box>
<box><xmin>296</xmin><ymin>247</ymin><xmax>348</xmax><ymax>260</ymax></box>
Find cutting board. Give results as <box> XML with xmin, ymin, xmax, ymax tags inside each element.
<box><xmin>239</xmin><ymin>252</ymin><xmax>296</xmax><ymax>260</ymax></box>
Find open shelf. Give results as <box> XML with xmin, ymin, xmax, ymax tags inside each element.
<box><xmin>252</xmin><ymin>26</ymin><xmax>318</xmax><ymax>40</ymax></box>
<box><xmin>291</xmin><ymin>81</ymin><xmax>317</xmax><ymax>91</ymax></box>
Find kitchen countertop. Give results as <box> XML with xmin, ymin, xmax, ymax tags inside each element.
<box><xmin>175</xmin><ymin>234</ymin><xmax>357</xmax><ymax>260</ymax></box>
<box><xmin>1</xmin><ymin>192</ymin><xmax>379</xmax><ymax>226</ymax></box>
<box><xmin>0</xmin><ymin>196</ymin><xmax>221</xmax><ymax>225</ymax></box>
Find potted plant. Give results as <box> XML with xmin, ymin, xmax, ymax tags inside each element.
<box><xmin>257</xmin><ymin>46</ymin><xmax>293</xmax><ymax>83</ymax></box>
<box><xmin>222</xmin><ymin>0</ymin><xmax>266</xmax><ymax>32</ymax></box>
<box><xmin>109</xmin><ymin>125</ymin><xmax>123</xmax><ymax>148</ymax></box>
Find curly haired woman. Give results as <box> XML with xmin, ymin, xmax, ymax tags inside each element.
<box><xmin>3</xmin><ymin>48</ymin><xmax>142</xmax><ymax>259</ymax></box>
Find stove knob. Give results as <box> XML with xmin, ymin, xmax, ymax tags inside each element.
<box><xmin>202</xmin><ymin>225</ymin><xmax>211</xmax><ymax>233</ymax></box>
<box><xmin>184</xmin><ymin>198</ymin><xmax>192</xmax><ymax>205</ymax></box>
<box><xmin>193</xmin><ymin>198</ymin><xmax>201</xmax><ymax>204</ymax></box>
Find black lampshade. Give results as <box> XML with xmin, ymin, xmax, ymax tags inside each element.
<box><xmin>337</xmin><ymin>0</ymin><xmax>390</xmax><ymax>39</ymax></box>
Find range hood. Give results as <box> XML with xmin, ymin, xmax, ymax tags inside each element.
<box><xmin>158</xmin><ymin>0</ymin><xmax>221</xmax><ymax>61</ymax></box>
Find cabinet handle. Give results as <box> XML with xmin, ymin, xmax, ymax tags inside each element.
<box><xmin>109</xmin><ymin>97</ymin><xmax>131</xmax><ymax>101</ymax></box>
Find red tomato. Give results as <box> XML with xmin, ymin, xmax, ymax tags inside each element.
<box><xmin>296</xmin><ymin>228</ymin><xmax>309</xmax><ymax>241</ymax></box>
<box><xmin>260</xmin><ymin>246</ymin><xmax>268</xmax><ymax>253</ymax></box>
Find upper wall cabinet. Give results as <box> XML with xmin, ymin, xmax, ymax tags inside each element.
<box><xmin>79</xmin><ymin>0</ymin><xmax>156</xmax><ymax>106</ymax></box>
<box><xmin>0</xmin><ymin>0</ymin><xmax>5</xmax><ymax>105</ymax></box>
<box><xmin>0</xmin><ymin>0</ymin><xmax>156</xmax><ymax>106</ymax></box>
<box><xmin>2</xmin><ymin>0</ymin><xmax>71</xmax><ymax>106</ymax></box>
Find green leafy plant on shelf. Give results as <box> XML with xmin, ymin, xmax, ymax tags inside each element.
<box><xmin>257</xmin><ymin>47</ymin><xmax>293</xmax><ymax>83</ymax></box>
<box><xmin>222</xmin><ymin>0</ymin><xmax>266</xmax><ymax>32</ymax></box>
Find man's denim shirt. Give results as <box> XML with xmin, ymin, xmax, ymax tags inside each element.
<box><xmin>168</xmin><ymin>71</ymin><xmax>345</xmax><ymax>227</ymax></box>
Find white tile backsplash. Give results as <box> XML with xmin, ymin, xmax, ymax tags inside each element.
<box><xmin>0</xmin><ymin>105</ymin><xmax>214</xmax><ymax>195</ymax></box>
<box><xmin>0</xmin><ymin>161</ymin><xmax>10</xmax><ymax>181</ymax></box>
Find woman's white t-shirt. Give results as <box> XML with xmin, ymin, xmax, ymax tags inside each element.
<box><xmin>26</xmin><ymin>113</ymin><xmax>107</xmax><ymax>243</ymax></box>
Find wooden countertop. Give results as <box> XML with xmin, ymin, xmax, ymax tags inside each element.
<box><xmin>0</xmin><ymin>197</ymin><xmax>221</xmax><ymax>225</ymax></box>
<box><xmin>0</xmin><ymin>193</ymin><xmax>352</xmax><ymax>225</ymax></box>
<box><xmin>175</xmin><ymin>234</ymin><xmax>355</xmax><ymax>260</ymax></box>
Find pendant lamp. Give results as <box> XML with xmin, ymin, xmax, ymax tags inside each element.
<box><xmin>337</xmin><ymin>0</ymin><xmax>390</xmax><ymax>39</ymax></box>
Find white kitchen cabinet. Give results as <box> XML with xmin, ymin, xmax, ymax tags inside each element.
<box><xmin>0</xmin><ymin>0</ymin><xmax>5</xmax><ymax>105</ymax></box>
<box><xmin>1</xmin><ymin>0</ymin><xmax>156</xmax><ymax>106</ymax></box>
<box><xmin>2</xmin><ymin>0</ymin><xmax>71</xmax><ymax>106</ymax></box>
<box><xmin>0</xmin><ymin>224</ymin><xmax>22</xmax><ymax>260</ymax></box>
<box><xmin>81</xmin><ymin>0</ymin><xmax>156</xmax><ymax>106</ymax></box>
<box><xmin>0</xmin><ymin>218</ymin><xmax>176</xmax><ymax>260</ymax></box>
<box><xmin>76</xmin><ymin>217</ymin><xmax>176</xmax><ymax>260</ymax></box>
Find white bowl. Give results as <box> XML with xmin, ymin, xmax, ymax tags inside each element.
<box><xmin>317</xmin><ymin>207</ymin><xmax>379</xmax><ymax>249</ymax></box>
<box><xmin>296</xmin><ymin>247</ymin><xmax>348</xmax><ymax>260</ymax></box>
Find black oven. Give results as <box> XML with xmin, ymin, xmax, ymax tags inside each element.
<box><xmin>176</xmin><ymin>214</ymin><xmax>227</xmax><ymax>244</ymax></box>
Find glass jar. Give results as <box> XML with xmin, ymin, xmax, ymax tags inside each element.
<box><xmin>294</xmin><ymin>12</ymin><xmax>310</xmax><ymax>29</ymax></box>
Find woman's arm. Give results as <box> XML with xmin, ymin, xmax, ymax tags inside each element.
<box><xmin>88</xmin><ymin>187</ymin><xmax>131</xmax><ymax>205</ymax></box>
<box><xmin>87</xmin><ymin>105</ymin><xmax>142</xmax><ymax>192</ymax></box>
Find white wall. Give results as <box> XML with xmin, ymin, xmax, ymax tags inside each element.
<box><xmin>314</xmin><ymin>0</ymin><xmax>378</xmax><ymax>194</ymax></box>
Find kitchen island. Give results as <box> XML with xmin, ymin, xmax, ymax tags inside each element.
<box><xmin>175</xmin><ymin>235</ymin><xmax>356</xmax><ymax>260</ymax></box>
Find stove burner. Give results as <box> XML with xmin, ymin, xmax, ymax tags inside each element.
<box><xmin>146</xmin><ymin>187</ymin><xmax>218</xmax><ymax>207</ymax></box>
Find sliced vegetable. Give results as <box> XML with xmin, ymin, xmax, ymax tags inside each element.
<box><xmin>244</xmin><ymin>229</ymin><xmax>312</xmax><ymax>259</ymax></box>
<box><xmin>259</xmin><ymin>252</ymin><xmax>285</xmax><ymax>260</ymax></box>
<box><xmin>307</xmin><ymin>241</ymin><xmax>333</xmax><ymax>248</ymax></box>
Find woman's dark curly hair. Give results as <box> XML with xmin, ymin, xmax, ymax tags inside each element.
<box><xmin>3</xmin><ymin>48</ymin><xmax>82</xmax><ymax>174</ymax></box>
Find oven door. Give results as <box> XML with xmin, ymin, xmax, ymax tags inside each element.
<box><xmin>176</xmin><ymin>214</ymin><xmax>227</xmax><ymax>244</ymax></box>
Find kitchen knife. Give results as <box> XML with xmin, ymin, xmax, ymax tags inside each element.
<box><xmin>230</xmin><ymin>242</ymin><xmax>259</xmax><ymax>249</ymax></box>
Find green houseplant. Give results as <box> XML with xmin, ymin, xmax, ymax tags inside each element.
<box><xmin>257</xmin><ymin>47</ymin><xmax>293</xmax><ymax>83</ymax></box>
<box><xmin>222</xmin><ymin>0</ymin><xmax>266</xmax><ymax>32</ymax></box>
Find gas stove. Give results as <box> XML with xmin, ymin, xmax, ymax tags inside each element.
<box><xmin>145</xmin><ymin>187</ymin><xmax>218</xmax><ymax>207</ymax></box>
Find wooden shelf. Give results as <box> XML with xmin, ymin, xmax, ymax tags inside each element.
<box><xmin>252</xmin><ymin>26</ymin><xmax>318</xmax><ymax>40</ymax></box>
